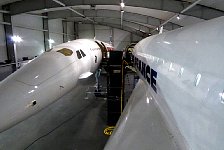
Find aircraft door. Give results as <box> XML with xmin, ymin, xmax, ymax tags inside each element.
<box><xmin>95</xmin><ymin>41</ymin><xmax>107</xmax><ymax>58</ymax></box>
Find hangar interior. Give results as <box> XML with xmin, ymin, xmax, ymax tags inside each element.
<box><xmin>0</xmin><ymin>0</ymin><xmax>224</xmax><ymax>149</ymax></box>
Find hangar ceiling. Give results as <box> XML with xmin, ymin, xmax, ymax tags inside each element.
<box><xmin>1</xmin><ymin>0</ymin><xmax>224</xmax><ymax>37</ymax></box>
<box><xmin>0</xmin><ymin>0</ymin><xmax>21</xmax><ymax>6</ymax></box>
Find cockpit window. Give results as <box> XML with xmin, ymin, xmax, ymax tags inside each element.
<box><xmin>76</xmin><ymin>50</ymin><xmax>82</xmax><ymax>59</ymax></box>
<box><xmin>80</xmin><ymin>50</ymin><xmax>86</xmax><ymax>57</ymax></box>
<box><xmin>57</xmin><ymin>48</ymin><xmax>73</xmax><ymax>56</ymax></box>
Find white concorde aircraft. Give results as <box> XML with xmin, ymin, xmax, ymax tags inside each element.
<box><xmin>105</xmin><ymin>16</ymin><xmax>224</xmax><ymax>150</ymax></box>
<box><xmin>0</xmin><ymin>39</ymin><xmax>112</xmax><ymax>132</ymax></box>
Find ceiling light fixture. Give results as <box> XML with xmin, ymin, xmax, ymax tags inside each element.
<box><xmin>48</xmin><ymin>39</ymin><xmax>55</xmax><ymax>44</ymax></box>
<box><xmin>11</xmin><ymin>35</ymin><xmax>23</xmax><ymax>43</ymax></box>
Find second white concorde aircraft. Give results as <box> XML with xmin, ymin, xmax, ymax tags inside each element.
<box><xmin>0</xmin><ymin>39</ymin><xmax>112</xmax><ymax>132</ymax></box>
<box><xmin>105</xmin><ymin>16</ymin><xmax>224</xmax><ymax>150</ymax></box>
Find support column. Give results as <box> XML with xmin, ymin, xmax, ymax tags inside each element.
<box><xmin>107</xmin><ymin>51</ymin><xmax>124</xmax><ymax>125</ymax></box>
<box><xmin>112</xmin><ymin>28</ymin><xmax>114</xmax><ymax>47</ymax></box>
<box><xmin>62</xmin><ymin>20</ymin><xmax>67</xmax><ymax>42</ymax></box>
<box><xmin>2</xmin><ymin>5</ymin><xmax>16</xmax><ymax>71</ymax></box>
<box><xmin>109</xmin><ymin>27</ymin><xmax>113</xmax><ymax>45</ymax></box>
<box><xmin>93</xmin><ymin>24</ymin><xmax>95</xmax><ymax>39</ymax></box>
<box><xmin>42</xmin><ymin>13</ymin><xmax>49</xmax><ymax>51</ymax></box>
<box><xmin>130</xmin><ymin>33</ymin><xmax>133</xmax><ymax>43</ymax></box>
<box><xmin>74</xmin><ymin>22</ymin><xmax>78</xmax><ymax>39</ymax></box>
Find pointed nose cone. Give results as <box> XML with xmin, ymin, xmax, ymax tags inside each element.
<box><xmin>0</xmin><ymin>78</ymin><xmax>34</xmax><ymax>132</ymax></box>
<box><xmin>15</xmin><ymin>52</ymin><xmax>71</xmax><ymax>86</ymax></box>
<box><xmin>0</xmin><ymin>51</ymin><xmax>71</xmax><ymax>132</ymax></box>
<box><xmin>0</xmin><ymin>49</ymin><xmax>78</xmax><ymax>132</ymax></box>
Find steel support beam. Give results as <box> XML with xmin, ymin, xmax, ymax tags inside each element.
<box><xmin>74</xmin><ymin>22</ymin><xmax>78</xmax><ymax>39</ymax></box>
<box><xmin>42</xmin><ymin>13</ymin><xmax>49</xmax><ymax>51</ymax></box>
<box><xmin>62</xmin><ymin>20</ymin><xmax>67</xmax><ymax>42</ymax></box>
<box><xmin>151</xmin><ymin>0</ymin><xmax>202</xmax><ymax>33</ymax></box>
<box><xmin>9</xmin><ymin>0</ymin><xmax>224</xmax><ymax>20</ymax></box>
<box><xmin>2</xmin><ymin>5</ymin><xmax>16</xmax><ymax>71</ymax></box>
<box><xmin>110</xmin><ymin>27</ymin><xmax>113</xmax><ymax>46</ymax></box>
<box><xmin>67</xmin><ymin>17</ymin><xmax>150</xmax><ymax>36</ymax></box>
<box><xmin>52</xmin><ymin>0</ymin><xmax>95</xmax><ymax>23</ymax></box>
<box><xmin>93</xmin><ymin>24</ymin><xmax>96</xmax><ymax>38</ymax></box>
<box><xmin>81</xmin><ymin>21</ymin><xmax>146</xmax><ymax>37</ymax></box>
<box><xmin>47</xmin><ymin>9</ymin><xmax>182</xmax><ymax>31</ymax></box>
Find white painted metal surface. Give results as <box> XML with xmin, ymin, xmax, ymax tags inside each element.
<box><xmin>105</xmin><ymin>16</ymin><xmax>224</xmax><ymax>150</ymax></box>
<box><xmin>105</xmin><ymin>80</ymin><xmax>184</xmax><ymax>150</ymax></box>
<box><xmin>0</xmin><ymin>39</ymin><xmax>108</xmax><ymax>132</ymax></box>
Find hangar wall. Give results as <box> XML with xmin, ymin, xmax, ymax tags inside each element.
<box><xmin>77</xmin><ymin>24</ymin><xmax>142</xmax><ymax>51</ymax></box>
<box><xmin>78</xmin><ymin>24</ymin><xmax>94</xmax><ymax>39</ymax></box>
<box><xmin>0</xmin><ymin>13</ymin><xmax>142</xmax><ymax>63</ymax></box>
<box><xmin>132</xmin><ymin>34</ymin><xmax>142</xmax><ymax>43</ymax></box>
<box><xmin>48</xmin><ymin>19</ymin><xmax>63</xmax><ymax>46</ymax></box>
<box><xmin>95</xmin><ymin>25</ymin><xmax>111</xmax><ymax>44</ymax></box>
<box><xmin>113</xmin><ymin>28</ymin><xmax>131</xmax><ymax>51</ymax></box>
<box><xmin>12</xmin><ymin>14</ymin><xmax>45</xmax><ymax>61</ymax></box>
<box><xmin>78</xmin><ymin>24</ymin><xmax>112</xmax><ymax>43</ymax></box>
<box><xmin>66</xmin><ymin>22</ymin><xmax>75</xmax><ymax>41</ymax></box>
<box><xmin>0</xmin><ymin>13</ymin><xmax>7</xmax><ymax>62</ymax></box>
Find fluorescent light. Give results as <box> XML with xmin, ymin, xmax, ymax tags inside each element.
<box><xmin>195</xmin><ymin>74</ymin><xmax>201</xmax><ymax>86</ymax></box>
<box><xmin>11</xmin><ymin>35</ymin><xmax>23</xmax><ymax>43</ymax></box>
<box><xmin>219</xmin><ymin>92</ymin><xmax>224</xmax><ymax>104</ymax></box>
<box><xmin>48</xmin><ymin>39</ymin><xmax>55</xmax><ymax>44</ymax></box>
<box><xmin>169</xmin><ymin>63</ymin><xmax>173</xmax><ymax>71</ymax></box>
<box><xmin>79</xmin><ymin>72</ymin><xmax>93</xmax><ymax>79</ymax></box>
<box><xmin>146</xmin><ymin>98</ymin><xmax>150</xmax><ymax>104</ymax></box>
<box><xmin>28</xmin><ymin>90</ymin><xmax>34</xmax><ymax>94</ymax></box>
<box><xmin>120</xmin><ymin>2</ymin><xmax>125</xmax><ymax>8</ymax></box>
<box><xmin>179</xmin><ymin>67</ymin><xmax>184</xmax><ymax>77</ymax></box>
<box><xmin>163</xmin><ymin>41</ymin><xmax>171</xmax><ymax>45</ymax></box>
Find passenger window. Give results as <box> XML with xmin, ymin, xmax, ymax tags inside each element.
<box><xmin>76</xmin><ymin>51</ymin><xmax>82</xmax><ymax>59</ymax></box>
<box><xmin>80</xmin><ymin>50</ymin><xmax>86</xmax><ymax>57</ymax></box>
<box><xmin>57</xmin><ymin>48</ymin><xmax>73</xmax><ymax>56</ymax></box>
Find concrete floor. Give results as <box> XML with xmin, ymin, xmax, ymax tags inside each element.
<box><xmin>0</xmin><ymin>75</ymin><xmax>109</xmax><ymax>150</ymax></box>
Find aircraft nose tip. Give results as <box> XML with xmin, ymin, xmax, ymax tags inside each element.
<box><xmin>0</xmin><ymin>79</ymin><xmax>33</xmax><ymax>132</ymax></box>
